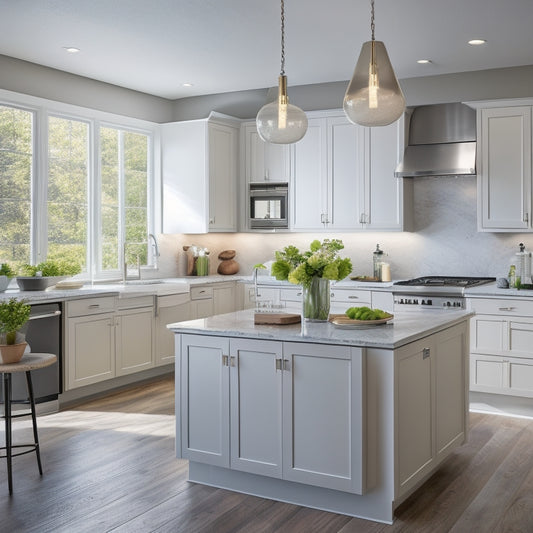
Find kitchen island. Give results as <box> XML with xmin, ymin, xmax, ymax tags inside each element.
<box><xmin>168</xmin><ymin>309</ymin><xmax>472</xmax><ymax>524</ymax></box>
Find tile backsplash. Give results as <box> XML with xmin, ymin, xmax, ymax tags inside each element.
<box><xmin>155</xmin><ymin>176</ymin><xmax>531</xmax><ymax>282</ymax></box>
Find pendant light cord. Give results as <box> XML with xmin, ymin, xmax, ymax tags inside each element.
<box><xmin>370</xmin><ymin>0</ymin><xmax>375</xmax><ymax>41</ymax></box>
<box><xmin>280</xmin><ymin>0</ymin><xmax>285</xmax><ymax>76</ymax></box>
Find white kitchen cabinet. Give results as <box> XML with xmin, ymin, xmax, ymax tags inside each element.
<box><xmin>329</xmin><ymin>287</ymin><xmax>372</xmax><ymax>314</ymax></box>
<box><xmin>115</xmin><ymin>306</ymin><xmax>154</xmax><ymax>376</ymax></box>
<box><xmin>476</xmin><ymin>106</ymin><xmax>532</xmax><ymax>231</ymax></box>
<box><xmin>179</xmin><ymin>334</ymin><xmax>230</xmax><ymax>467</ymax></box>
<box><xmin>177</xmin><ymin>335</ymin><xmax>365</xmax><ymax>493</ymax></box>
<box><xmin>396</xmin><ymin>323</ymin><xmax>467</xmax><ymax>497</ymax></box>
<box><xmin>154</xmin><ymin>293</ymin><xmax>190</xmax><ymax>366</ymax></box>
<box><xmin>189</xmin><ymin>282</ymin><xmax>236</xmax><ymax>319</ymax></box>
<box><xmin>243</xmin><ymin>122</ymin><xmax>291</xmax><ymax>183</ymax></box>
<box><xmin>230</xmin><ymin>338</ymin><xmax>283</xmax><ymax>478</ymax></box>
<box><xmin>64</xmin><ymin>297</ymin><xmax>116</xmax><ymax>390</ymax></box>
<box><xmin>468</xmin><ymin>296</ymin><xmax>533</xmax><ymax>396</ymax></box>
<box><xmin>162</xmin><ymin>112</ymin><xmax>239</xmax><ymax>233</ymax></box>
<box><xmin>291</xmin><ymin>110</ymin><xmax>411</xmax><ymax>232</ymax></box>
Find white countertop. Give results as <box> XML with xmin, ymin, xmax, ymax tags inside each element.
<box><xmin>465</xmin><ymin>281</ymin><xmax>533</xmax><ymax>299</ymax></box>
<box><xmin>167</xmin><ymin>308</ymin><xmax>473</xmax><ymax>350</ymax></box>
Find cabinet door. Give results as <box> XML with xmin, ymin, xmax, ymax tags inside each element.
<box><xmin>396</xmin><ymin>339</ymin><xmax>433</xmax><ymax>494</ymax></box>
<box><xmin>509</xmin><ymin>319</ymin><xmax>533</xmax><ymax>355</ymax></box>
<box><xmin>291</xmin><ymin>118</ymin><xmax>328</xmax><ymax>230</ymax></box>
<box><xmin>230</xmin><ymin>339</ymin><xmax>283</xmax><ymax>477</ymax></box>
<box><xmin>327</xmin><ymin>116</ymin><xmax>364</xmax><ymax>230</ymax></box>
<box><xmin>116</xmin><ymin>308</ymin><xmax>154</xmax><ymax>376</ymax></box>
<box><xmin>155</xmin><ymin>295</ymin><xmax>190</xmax><ymax>366</ymax></box>
<box><xmin>282</xmin><ymin>342</ymin><xmax>364</xmax><ymax>494</ymax></box>
<box><xmin>508</xmin><ymin>356</ymin><xmax>533</xmax><ymax>396</ymax></box>
<box><xmin>213</xmin><ymin>284</ymin><xmax>235</xmax><ymax>315</ymax></box>
<box><xmin>470</xmin><ymin>354</ymin><xmax>506</xmax><ymax>392</ymax></box>
<box><xmin>66</xmin><ymin>313</ymin><xmax>115</xmax><ymax>390</ymax></box>
<box><xmin>209</xmin><ymin>122</ymin><xmax>238</xmax><ymax>232</ymax></box>
<box><xmin>470</xmin><ymin>315</ymin><xmax>507</xmax><ymax>354</ymax></box>
<box><xmin>245</xmin><ymin>124</ymin><xmax>291</xmax><ymax>183</ymax></box>
<box><xmin>180</xmin><ymin>334</ymin><xmax>230</xmax><ymax>467</ymax></box>
<box><xmin>190</xmin><ymin>298</ymin><xmax>214</xmax><ymax>319</ymax></box>
<box><xmin>478</xmin><ymin>106</ymin><xmax>532</xmax><ymax>231</ymax></box>
<box><xmin>365</xmin><ymin>120</ymin><xmax>406</xmax><ymax>230</ymax></box>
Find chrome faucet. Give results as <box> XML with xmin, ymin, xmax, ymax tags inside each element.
<box><xmin>148</xmin><ymin>233</ymin><xmax>160</xmax><ymax>270</ymax></box>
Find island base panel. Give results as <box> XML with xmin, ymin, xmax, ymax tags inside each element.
<box><xmin>188</xmin><ymin>461</ymin><xmax>395</xmax><ymax>524</ymax></box>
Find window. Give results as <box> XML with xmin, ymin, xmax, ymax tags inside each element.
<box><xmin>0</xmin><ymin>97</ymin><xmax>155</xmax><ymax>279</ymax></box>
<box><xmin>0</xmin><ymin>105</ymin><xmax>33</xmax><ymax>263</ymax></box>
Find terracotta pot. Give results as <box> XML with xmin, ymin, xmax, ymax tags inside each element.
<box><xmin>0</xmin><ymin>342</ymin><xmax>27</xmax><ymax>364</ymax></box>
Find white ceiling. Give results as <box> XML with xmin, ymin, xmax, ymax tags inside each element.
<box><xmin>0</xmin><ymin>0</ymin><xmax>532</xmax><ymax>100</ymax></box>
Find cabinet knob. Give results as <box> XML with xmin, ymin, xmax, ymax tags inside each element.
<box><xmin>423</xmin><ymin>348</ymin><xmax>430</xmax><ymax>359</ymax></box>
<box><xmin>222</xmin><ymin>355</ymin><xmax>229</xmax><ymax>366</ymax></box>
<box><xmin>498</xmin><ymin>307</ymin><xmax>516</xmax><ymax>311</ymax></box>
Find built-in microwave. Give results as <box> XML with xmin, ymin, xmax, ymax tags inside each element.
<box><xmin>249</xmin><ymin>183</ymin><xmax>289</xmax><ymax>229</ymax></box>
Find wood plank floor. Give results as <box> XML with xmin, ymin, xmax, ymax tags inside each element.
<box><xmin>2</xmin><ymin>375</ymin><xmax>533</xmax><ymax>532</ymax></box>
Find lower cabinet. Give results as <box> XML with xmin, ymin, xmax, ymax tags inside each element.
<box><xmin>65</xmin><ymin>295</ymin><xmax>154</xmax><ymax>390</ymax></box>
<box><xmin>396</xmin><ymin>323</ymin><xmax>468</xmax><ymax>497</ymax></box>
<box><xmin>468</xmin><ymin>297</ymin><xmax>533</xmax><ymax>397</ymax></box>
<box><xmin>178</xmin><ymin>334</ymin><xmax>365</xmax><ymax>494</ymax></box>
<box><xmin>190</xmin><ymin>282</ymin><xmax>236</xmax><ymax>318</ymax></box>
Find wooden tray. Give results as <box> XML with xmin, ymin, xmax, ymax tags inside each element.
<box><xmin>254</xmin><ymin>312</ymin><xmax>301</xmax><ymax>325</ymax></box>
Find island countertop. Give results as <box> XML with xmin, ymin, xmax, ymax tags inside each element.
<box><xmin>167</xmin><ymin>308</ymin><xmax>473</xmax><ymax>350</ymax></box>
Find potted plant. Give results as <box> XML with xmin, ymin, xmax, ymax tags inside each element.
<box><xmin>271</xmin><ymin>239</ymin><xmax>352</xmax><ymax>321</ymax></box>
<box><xmin>0</xmin><ymin>298</ymin><xmax>31</xmax><ymax>363</ymax></box>
<box><xmin>0</xmin><ymin>263</ymin><xmax>16</xmax><ymax>292</ymax></box>
<box><xmin>17</xmin><ymin>259</ymin><xmax>82</xmax><ymax>291</ymax></box>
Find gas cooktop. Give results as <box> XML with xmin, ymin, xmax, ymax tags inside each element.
<box><xmin>393</xmin><ymin>276</ymin><xmax>496</xmax><ymax>295</ymax></box>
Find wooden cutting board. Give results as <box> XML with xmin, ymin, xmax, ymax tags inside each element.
<box><xmin>254</xmin><ymin>312</ymin><xmax>301</xmax><ymax>325</ymax></box>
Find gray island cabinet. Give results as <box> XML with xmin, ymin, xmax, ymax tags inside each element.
<box><xmin>168</xmin><ymin>309</ymin><xmax>472</xmax><ymax>524</ymax></box>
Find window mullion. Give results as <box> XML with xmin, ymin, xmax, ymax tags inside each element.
<box><xmin>33</xmin><ymin>108</ymin><xmax>48</xmax><ymax>264</ymax></box>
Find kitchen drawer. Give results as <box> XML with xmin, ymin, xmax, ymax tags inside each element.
<box><xmin>330</xmin><ymin>289</ymin><xmax>371</xmax><ymax>304</ymax></box>
<box><xmin>468</xmin><ymin>298</ymin><xmax>533</xmax><ymax>316</ymax></box>
<box><xmin>116</xmin><ymin>295</ymin><xmax>154</xmax><ymax>310</ymax></box>
<box><xmin>280</xmin><ymin>287</ymin><xmax>303</xmax><ymax>301</ymax></box>
<box><xmin>255</xmin><ymin>287</ymin><xmax>280</xmax><ymax>301</ymax></box>
<box><xmin>66</xmin><ymin>296</ymin><xmax>116</xmax><ymax>317</ymax></box>
<box><xmin>191</xmin><ymin>286</ymin><xmax>214</xmax><ymax>300</ymax></box>
<box><xmin>158</xmin><ymin>293</ymin><xmax>190</xmax><ymax>308</ymax></box>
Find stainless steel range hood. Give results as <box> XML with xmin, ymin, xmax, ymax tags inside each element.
<box><xmin>394</xmin><ymin>102</ymin><xmax>476</xmax><ymax>178</ymax></box>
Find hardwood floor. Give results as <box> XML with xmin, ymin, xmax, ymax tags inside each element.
<box><xmin>2</xmin><ymin>375</ymin><xmax>533</xmax><ymax>532</ymax></box>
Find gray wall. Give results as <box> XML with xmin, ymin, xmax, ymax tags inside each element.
<box><xmin>0</xmin><ymin>54</ymin><xmax>173</xmax><ymax>123</ymax></box>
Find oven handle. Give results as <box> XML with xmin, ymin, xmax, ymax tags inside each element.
<box><xmin>29</xmin><ymin>310</ymin><xmax>62</xmax><ymax>320</ymax></box>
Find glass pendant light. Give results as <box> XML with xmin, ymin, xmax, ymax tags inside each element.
<box><xmin>256</xmin><ymin>0</ymin><xmax>308</xmax><ymax>144</ymax></box>
<box><xmin>344</xmin><ymin>0</ymin><xmax>405</xmax><ymax>127</ymax></box>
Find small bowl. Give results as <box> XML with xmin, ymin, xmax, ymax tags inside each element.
<box><xmin>16</xmin><ymin>276</ymin><xmax>67</xmax><ymax>291</ymax></box>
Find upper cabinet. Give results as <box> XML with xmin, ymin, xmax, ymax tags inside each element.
<box><xmin>476</xmin><ymin>105</ymin><xmax>532</xmax><ymax>232</ymax></box>
<box><xmin>291</xmin><ymin>111</ymin><xmax>412</xmax><ymax>232</ymax></box>
<box><xmin>162</xmin><ymin>113</ymin><xmax>239</xmax><ymax>233</ymax></box>
<box><xmin>243</xmin><ymin>123</ymin><xmax>292</xmax><ymax>184</ymax></box>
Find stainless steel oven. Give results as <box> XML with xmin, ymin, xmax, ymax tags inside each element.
<box><xmin>249</xmin><ymin>183</ymin><xmax>289</xmax><ymax>229</ymax></box>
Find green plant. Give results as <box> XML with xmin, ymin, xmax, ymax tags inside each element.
<box><xmin>19</xmin><ymin>259</ymin><xmax>82</xmax><ymax>277</ymax></box>
<box><xmin>271</xmin><ymin>239</ymin><xmax>352</xmax><ymax>288</ymax></box>
<box><xmin>0</xmin><ymin>263</ymin><xmax>16</xmax><ymax>278</ymax></box>
<box><xmin>0</xmin><ymin>298</ymin><xmax>31</xmax><ymax>345</ymax></box>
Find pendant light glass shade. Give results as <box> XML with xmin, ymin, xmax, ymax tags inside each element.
<box><xmin>256</xmin><ymin>75</ymin><xmax>308</xmax><ymax>144</ymax></box>
<box><xmin>344</xmin><ymin>40</ymin><xmax>405</xmax><ymax>127</ymax></box>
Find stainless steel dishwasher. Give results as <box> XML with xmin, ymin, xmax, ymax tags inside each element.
<box><xmin>0</xmin><ymin>302</ymin><xmax>62</xmax><ymax>412</ymax></box>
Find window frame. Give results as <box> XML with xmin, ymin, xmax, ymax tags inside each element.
<box><xmin>0</xmin><ymin>88</ymin><xmax>160</xmax><ymax>280</ymax></box>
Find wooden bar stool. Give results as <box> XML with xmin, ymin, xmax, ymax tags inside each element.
<box><xmin>0</xmin><ymin>353</ymin><xmax>57</xmax><ymax>494</ymax></box>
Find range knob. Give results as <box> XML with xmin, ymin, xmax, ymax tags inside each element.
<box><xmin>427</xmin><ymin>299</ymin><xmax>432</xmax><ymax>305</ymax></box>
<box><xmin>421</xmin><ymin>300</ymin><xmax>426</xmax><ymax>305</ymax></box>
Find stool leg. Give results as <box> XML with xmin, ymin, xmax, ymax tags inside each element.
<box><xmin>4</xmin><ymin>373</ymin><xmax>13</xmax><ymax>494</ymax></box>
<box><xmin>25</xmin><ymin>371</ymin><xmax>43</xmax><ymax>476</ymax></box>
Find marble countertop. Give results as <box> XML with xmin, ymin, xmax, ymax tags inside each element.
<box><xmin>464</xmin><ymin>282</ymin><xmax>533</xmax><ymax>299</ymax></box>
<box><xmin>167</xmin><ymin>308</ymin><xmax>473</xmax><ymax>350</ymax></box>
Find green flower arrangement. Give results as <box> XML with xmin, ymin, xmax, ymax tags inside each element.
<box><xmin>19</xmin><ymin>259</ymin><xmax>82</xmax><ymax>277</ymax></box>
<box><xmin>0</xmin><ymin>263</ymin><xmax>16</xmax><ymax>278</ymax></box>
<box><xmin>271</xmin><ymin>239</ymin><xmax>353</xmax><ymax>288</ymax></box>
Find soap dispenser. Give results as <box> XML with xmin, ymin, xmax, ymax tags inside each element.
<box><xmin>516</xmin><ymin>243</ymin><xmax>532</xmax><ymax>285</ymax></box>
<box><xmin>373</xmin><ymin>244</ymin><xmax>384</xmax><ymax>280</ymax></box>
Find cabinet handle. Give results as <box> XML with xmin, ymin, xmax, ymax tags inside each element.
<box><xmin>230</xmin><ymin>356</ymin><xmax>236</xmax><ymax>367</ymax></box>
<box><xmin>222</xmin><ymin>355</ymin><xmax>229</xmax><ymax>366</ymax></box>
<box><xmin>348</xmin><ymin>295</ymin><xmax>359</xmax><ymax>299</ymax></box>
<box><xmin>89</xmin><ymin>304</ymin><xmax>100</xmax><ymax>309</ymax></box>
<box><xmin>283</xmin><ymin>359</ymin><xmax>290</xmax><ymax>371</ymax></box>
<box><xmin>265</xmin><ymin>169</ymin><xmax>269</xmax><ymax>181</ymax></box>
<box><xmin>525</xmin><ymin>213</ymin><xmax>529</xmax><ymax>224</ymax></box>
<box><xmin>296</xmin><ymin>292</ymin><xmax>302</xmax><ymax>297</ymax></box>
<box><xmin>276</xmin><ymin>358</ymin><xmax>282</xmax><ymax>371</ymax></box>
<box><xmin>498</xmin><ymin>307</ymin><xmax>516</xmax><ymax>311</ymax></box>
<box><xmin>423</xmin><ymin>348</ymin><xmax>430</xmax><ymax>359</ymax></box>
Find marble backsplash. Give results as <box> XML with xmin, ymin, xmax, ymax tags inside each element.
<box><xmin>154</xmin><ymin>176</ymin><xmax>532</xmax><ymax>282</ymax></box>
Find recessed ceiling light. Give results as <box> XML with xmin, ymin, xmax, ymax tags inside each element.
<box><xmin>63</xmin><ymin>47</ymin><xmax>80</xmax><ymax>53</ymax></box>
<box><xmin>417</xmin><ymin>59</ymin><xmax>432</xmax><ymax>64</ymax></box>
<box><xmin>468</xmin><ymin>39</ymin><xmax>486</xmax><ymax>46</ymax></box>
<box><xmin>182</xmin><ymin>83</ymin><xmax>194</xmax><ymax>87</ymax></box>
